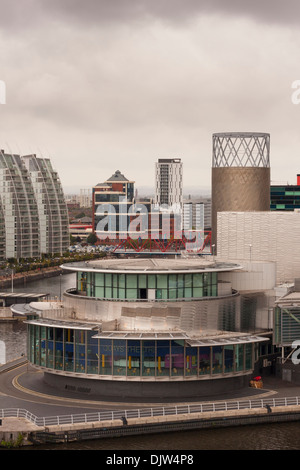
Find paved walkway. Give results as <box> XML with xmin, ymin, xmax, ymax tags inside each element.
<box><xmin>1</xmin><ymin>359</ymin><xmax>300</xmax><ymax>438</ymax></box>
<box><xmin>0</xmin><ymin>417</ymin><xmax>40</xmax><ymax>432</ymax></box>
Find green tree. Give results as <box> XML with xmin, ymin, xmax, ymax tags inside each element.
<box><xmin>87</xmin><ymin>232</ymin><xmax>98</xmax><ymax>245</ymax></box>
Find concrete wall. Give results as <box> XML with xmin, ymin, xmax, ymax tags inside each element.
<box><xmin>44</xmin><ymin>371</ymin><xmax>252</xmax><ymax>400</ymax></box>
<box><xmin>62</xmin><ymin>290</ymin><xmax>243</xmax><ymax>333</ymax></box>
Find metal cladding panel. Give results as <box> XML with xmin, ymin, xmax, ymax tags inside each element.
<box><xmin>217</xmin><ymin>211</ymin><xmax>300</xmax><ymax>284</ymax></box>
<box><xmin>211</xmin><ymin>166</ymin><xmax>270</xmax><ymax>246</ymax></box>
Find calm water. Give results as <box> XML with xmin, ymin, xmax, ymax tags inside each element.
<box><xmin>0</xmin><ymin>273</ymin><xmax>76</xmax><ymax>364</ymax></box>
<box><xmin>2</xmin><ymin>272</ymin><xmax>300</xmax><ymax>451</ymax></box>
<box><xmin>28</xmin><ymin>421</ymin><xmax>300</xmax><ymax>450</ymax></box>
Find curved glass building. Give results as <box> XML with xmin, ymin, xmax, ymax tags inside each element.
<box><xmin>16</xmin><ymin>257</ymin><xmax>270</xmax><ymax>399</ymax></box>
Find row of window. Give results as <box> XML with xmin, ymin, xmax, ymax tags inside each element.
<box><xmin>28</xmin><ymin>324</ymin><xmax>254</xmax><ymax>378</ymax></box>
<box><xmin>77</xmin><ymin>271</ymin><xmax>218</xmax><ymax>300</ymax></box>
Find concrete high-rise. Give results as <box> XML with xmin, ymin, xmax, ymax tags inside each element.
<box><xmin>0</xmin><ymin>150</ymin><xmax>69</xmax><ymax>259</ymax></box>
<box><xmin>0</xmin><ymin>151</ymin><xmax>40</xmax><ymax>259</ymax></box>
<box><xmin>22</xmin><ymin>154</ymin><xmax>70</xmax><ymax>255</ymax></box>
<box><xmin>211</xmin><ymin>132</ymin><xmax>270</xmax><ymax>248</ymax></box>
<box><xmin>155</xmin><ymin>158</ymin><xmax>183</xmax><ymax>208</ymax></box>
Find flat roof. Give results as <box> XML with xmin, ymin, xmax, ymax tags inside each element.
<box><xmin>186</xmin><ymin>335</ymin><xmax>269</xmax><ymax>347</ymax></box>
<box><xmin>93</xmin><ymin>331</ymin><xmax>190</xmax><ymax>340</ymax></box>
<box><xmin>22</xmin><ymin>319</ymin><xmax>269</xmax><ymax>345</ymax></box>
<box><xmin>25</xmin><ymin>318</ymin><xmax>101</xmax><ymax>330</ymax></box>
<box><xmin>61</xmin><ymin>257</ymin><xmax>242</xmax><ymax>274</ymax></box>
<box><xmin>0</xmin><ymin>292</ymin><xmax>48</xmax><ymax>298</ymax></box>
<box><xmin>275</xmin><ymin>291</ymin><xmax>300</xmax><ymax>307</ymax></box>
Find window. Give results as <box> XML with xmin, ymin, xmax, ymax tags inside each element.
<box><xmin>212</xmin><ymin>346</ymin><xmax>223</xmax><ymax>374</ymax></box>
<box><xmin>224</xmin><ymin>345</ymin><xmax>234</xmax><ymax>373</ymax></box>
<box><xmin>157</xmin><ymin>340</ymin><xmax>170</xmax><ymax>376</ymax></box>
<box><xmin>127</xmin><ymin>274</ymin><xmax>137</xmax><ymax>288</ymax></box>
<box><xmin>87</xmin><ymin>331</ymin><xmax>99</xmax><ymax>374</ymax></box>
<box><xmin>47</xmin><ymin>327</ymin><xmax>54</xmax><ymax>368</ymax></box>
<box><xmin>77</xmin><ymin>269</ymin><xmax>219</xmax><ymax>300</ymax></box>
<box><xmin>171</xmin><ymin>340</ymin><xmax>184</xmax><ymax>376</ymax></box>
<box><xmin>75</xmin><ymin>330</ymin><xmax>86</xmax><ymax>373</ymax></box>
<box><xmin>64</xmin><ymin>328</ymin><xmax>74</xmax><ymax>372</ymax></box>
<box><xmin>99</xmin><ymin>339</ymin><xmax>112</xmax><ymax>375</ymax></box>
<box><xmin>185</xmin><ymin>347</ymin><xmax>198</xmax><ymax>376</ymax></box>
<box><xmin>245</xmin><ymin>343</ymin><xmax>252</xmax><ymax>370</ymax></box>
<box><xmin>148</xmin><ymin>275</ymin><xmax>156</xmax><ymax>289</ymax></box>
<box><xmin>142</xmin><ymin>341</ymin><xmax>155</xmax><ymax>376</ymax></box>
<box><xmin>199</xmin><ymin>347</ymin><xmax>210</xmax><ymax>375</ymax></box>
<box><xmin>127</xmin><ymin>340</ymin><xmax>140</xmax><ymax>376</ymax></box>
<box><xmin>184</xmin><ymin>274</ymin><xmax>192</xmax><ymax>298</ymax></box>
<box><xmin>236</xmin><ymin>344</ymin><xmax>244</xmax><ymax>372</ymax></box>
<box><xmin>113</xmin><ymin>340</ymin><xmax>126</xmax><ymax>375</ymax></box>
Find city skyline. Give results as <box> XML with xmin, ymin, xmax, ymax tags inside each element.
<box><xmin>1</xmin><ymin>1</ymin><xmax>300</xmax><ymax>193</ymax></box>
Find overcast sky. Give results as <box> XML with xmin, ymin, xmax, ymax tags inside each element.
<box><xmin>1</xmin><ymin>0</ymin><xmax>300</xmax><ymax>194</ymax></box>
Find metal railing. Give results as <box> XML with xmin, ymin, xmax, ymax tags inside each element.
<box><xmin>1</xmin><ymin>396</ymin><xmax>300</xmax><ymax>428</ymax></box>
<box><xmin>64</xmin><ymin>287</ymin><xmax>239</xmax><ymax>302</ymax></box>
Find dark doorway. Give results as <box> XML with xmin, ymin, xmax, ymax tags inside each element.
<box><xmin>139</xmin><ymin>288</ymin><xmax>147</xmax><ymax>299</ymax></box>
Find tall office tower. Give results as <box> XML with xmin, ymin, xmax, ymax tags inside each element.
<box><xmin>0</xmin><ymin>151</ymin><xmax>40</xmax><ymax>259</ymax></box>
<box><xmin>211</xmin><ymin>132</ymin><xmax>270</xmax><ymax>248</ymax></box>
<box><xmin>183</xmin><ymin>197</ymin><xmax>211</xmax><ymax>231</ymax></box>
<box><xmin>155</xmin><ymin>158</ymin><xmax>183</xmax><ymax>208</ymax></box>
<box><xmin>22</xmin><ymin>155</ymin><xmax>70</xmax><ymax>255</ymax></box>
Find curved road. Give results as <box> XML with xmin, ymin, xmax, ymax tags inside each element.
<box><xmin>1</xmin><ymin>360</ymin><xmax>300</xmax><ymax>421</ymax></box>
<box><xmin>0</xmin><ymin>362</ymin><xmax>158</xmax><ymax>417</ymax></box>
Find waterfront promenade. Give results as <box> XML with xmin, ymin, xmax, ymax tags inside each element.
<box><xmin>1</xmin><ymin>358</ymin><xmax>300</xmax><ymax>446</ymax></box>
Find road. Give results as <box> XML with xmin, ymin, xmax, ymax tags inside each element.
<box><xmin>1</xmin><ymin>360</ymin><xmax>300</xmax><ymax>422</ymax></box>
<box><xmin>0</xmin><ymin>362</ymin><xmax>148</xmax><ymax>418</ymax></box>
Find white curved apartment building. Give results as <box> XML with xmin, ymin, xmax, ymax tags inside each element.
<box><xmin>0</xmin><ymin>150</ymin><xmax>69</xmax><ymax>259</ymax></box>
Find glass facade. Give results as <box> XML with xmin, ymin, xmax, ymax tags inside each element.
<box><xmin>273</xmin><ymin>306</ymin><xmax>300</xmax><ymax>346</ymax></box>
<box><xmin>271</xmin><ymin>185</ymin><xmax>300</xmax><ymax>211</ymax></box>
<box><xmin>76</xmin><ymin>271</ymin><xmax>218</xmax><ymax>300</ymax></box>
<box><xmin>28</xmin><ymin>323</ymin><xmax>255</xmax><ymax>378</ymax></box>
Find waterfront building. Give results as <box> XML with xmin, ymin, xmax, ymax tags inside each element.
<box><xmin>0</xmin><ymin>150</ymin><xmax>40</xmax><ymax>259</ymax></box>
<box><xmin>92</xmin><ymin>170</ymin><xmax>138</xmax><ymax>239</ymax></box>
<box><xmin>92</xmin><ymin>170</ymin><xmax>179</xmax><ymax>243</ymax></box>
<box><xmin>15</xmin><ymin>256</ymin><xmax>272</xmax><ymax>399</ymax></box>
<box><xmin>22</xmin><ymin>155</ymin><xmax>70</xmax><ymax>255</ymax></box>
<box><xmin>0</xmin><ymin>150</ymin><xmax>69</xmax><ymax>259</ymax></box>
<box><xmin>155</xmin><ymin>158</ymin><xmax>183</xmax><ymax>208</ymax></box>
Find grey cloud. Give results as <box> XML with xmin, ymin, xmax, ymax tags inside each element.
<box><xmin>29</xmin><ymin>0</ymin><xmax>300</xmax><ymax>27</ymax></box>
<box><xmin>1</xmin><ymin>0</ymin><xmax>300</xmax><ymax>31</ymax></box>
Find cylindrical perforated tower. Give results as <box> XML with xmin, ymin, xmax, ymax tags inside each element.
<box><xmin>211</xmin><ymin>132</ymin><xmax>270</xmax><ymax>247</ymax></box>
